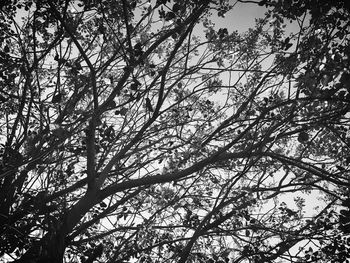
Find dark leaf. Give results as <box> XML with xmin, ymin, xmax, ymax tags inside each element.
<box><xmin>108</xmin><ymin>100</ymin><xmax>117</xmax><ymax>109</ymax></box>
<box><xmin>130</xmin><ymin>83</ymin><xmax>139</xmax><ymax>91</ymax></box>
<box><xmin>284</xmin><ymin>42</ymin><xmax>293</xmax><ymax>50</ymax></box>
<box><xmin>0</xmin><ymin>94</ymin><xmax>8</xmax><ymax>103</ymax></box>
<box><xmin>258</xmin><ymin>0</ymin><xmax>268</xmax><ymax>6</ymax></box>
<box><xmin>298</xmin><ymin>131</ymin><xmax>309</xmax><ymax>143</ymax></box>
<box><xmin>284</xmin><ymin>37</ymin><xmax>290</xmax><ymax>45</ymax></box>
<box><xmin>336</xmin><ymin>165</ymin><xmax>345</xmax><ymax>171</ymax></box>
<box><xmin>156</xmin><ymin>0</ymin><xmax>168</xmax><ymax>5</ymax></box>
<box><xmin>165</xmin><ymin>11</ymin><xmax>176</xmax><ymax>21</ymax></box>
<box><xmin>4</xmin><ymin>45</ymin><xmax>10</xmax><ymax>53</ymax></box>
<box><xmin>342</xmin><ymin>198</ymin><xmax>350</xmax><ymax>208</ymax></box>
<box><xmin>173</xmin><ymin>3</ymin><xmax>180</xmax><ymax>13</ymax></box>
<box><xmin>52</xmin><ymin>93</ymin><xmax>62</xmax><ymax>103</ymax></box>
<box><xmin>115</xmin><ymin>107</ymin><xmax>128</xmax><ymax>116</ymax></box>
<box><xmin>145</xmin><ymin>98</ymin><xmax>153</xmax><ymax>112</ymax></box>
<box><xmin>134</xmin><ymin>42</ymin><xmax>142</xmax><ymax>51</ymax></box>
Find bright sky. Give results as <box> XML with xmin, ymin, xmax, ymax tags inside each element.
<box><xmin>208</xmin><ymin>2</ymin><xmax>329</xmax><ymax>256</ymax></box>
<box><xmin>217</xmin><ymin>2</ymin><xmax>268</xmax><ymax>32</ymax></box>
<box><xmin>3</xmin><ymin>2</ymin><xmax>332</xmax><ymax>261</ymax></box>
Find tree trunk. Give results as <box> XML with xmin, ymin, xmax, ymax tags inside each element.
<box><xmin>15</xmin><ymin>190</ymin><xmax>98</xmax><ymax>262</ymax></box>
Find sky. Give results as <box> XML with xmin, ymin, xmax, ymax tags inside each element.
<box><xmin>216</xmin><ymin>1</ymin><xmax>268</xmax><ymax>32</ymax></box>
<box><xmin>2</xmin><ymin>1</ymin><xmax>332</xmax><ymax>261</ymax></box>
<box><xmin>209</xmin><ymin>1</ymin><xmax>329</xmax><ymax>254</ymax></box>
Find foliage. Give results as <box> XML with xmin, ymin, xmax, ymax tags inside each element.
<box><xmin>0</xmin><ymin>0</ymin><xmax>350</xmax><ymax>262</ymax></box>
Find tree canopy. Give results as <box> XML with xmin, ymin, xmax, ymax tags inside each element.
<box><xmin>0</xmin><ymin>0</ymin><xmax>350</xmax><ymax>262</ymax></box>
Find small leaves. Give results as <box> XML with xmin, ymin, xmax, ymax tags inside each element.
<box><xmin>2</xmin><ymin>1</ymin><xmax>350</xmax><ymax>262</ymax></box>
<box><xmin>218</xmin><ymin>28</ymin><xmax>228</xmax><ymax>39</ymax></box>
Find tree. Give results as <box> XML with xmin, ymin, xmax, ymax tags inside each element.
<box><xmin>0</xmin><ymin>0</ymin><xmax>349</xmax><ymax>262</ymax></box>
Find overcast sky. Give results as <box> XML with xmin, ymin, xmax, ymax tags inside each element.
<box><xmin>216</xmin><ymin>2</ymin><xmax>268</xmax><ymax>32</ymax></box>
